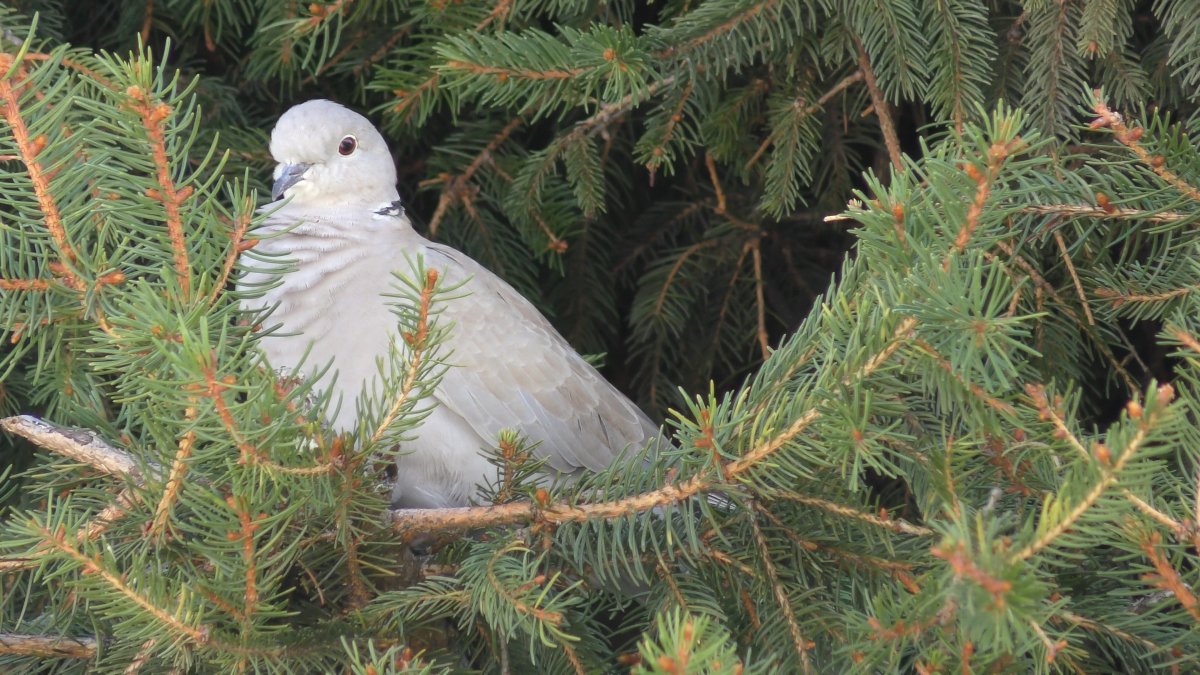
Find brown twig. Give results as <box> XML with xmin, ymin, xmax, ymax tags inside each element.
<box><xmin>140</xmin><ymin>0</ymin><xmax>154</xmax><ymax>42</ymax></box>
<box><xmin>227</xmin><ymin>495</ymin><xmax>262</xmax><ymax>622</ymax></box>
<box><xmin>1053</xmin><ymin>231</ymin><xmax>1094</xmax><ymax>326</ymax></box>
<box><xmin>423</xmin><ymin>117</ymin><xmax>523</xmax><ymax>236</ymax></box>
<box><xmin>853</xmin><ymin>38</ymin><xmax>901</xmax><ymax>172</ymax></box>
<box><xmin>0</xmin><ymin>278</ymin><xmax>50</xmax><ymax>291</ymax></box>
<box><xmin>442</xmin><ymin>60</ymin><xmax>583</xmax><ymax>81</ymax></box>
<box><xmin>1029</xmin><ymin>619</ymin><xmax>1068</xmax><ymax>664</ymax></box>
<box><xmin>575</xmin><ymin>75</ymin><xmax>678</xmax><ymax>139</ymax></box>
<box><xmin>0</xmin><ymin>416</ymin><xmax>155</xmax><ymax>573</ymax></box>
<box><xmin>21</xmin><ymin>53</ymin><xmax>116</xmax><ymax>90</ymax></box>
<box><xmin>653</xmin><ymin>239</ymin><xmax>721</xmax><ymax>317</ymax></box>
<box><xmin>300</xmin><ymin>30</ymin><xmax>365</xmax><ymax>86</ymax></box>
<box><xmin>1095</xmin><ymin>285</ymin><xmax>1193</xmax><ymax>307</ymax></box>
<box><xmin>475</xmin><ymin>0</ymin><xmax>513</xmax><ymax>32</ymax></box>
<box><xmin>198</xmin><ymin>353</ymin><xmax>334</xmax><ymax>476</ymax></box>
<box><xmin>645</xmin><ymin>79</ymin><xmax>694</xmax><ymax>175</ymax></box>
<box><xmin>125</xmin><ymin>638</ymin><xmax>157</xmax><ymax>674</ymax></box>
<box><xmin>1054</xmin><ymin>608</ymin><xmax>1189</xmax><ymax>659</ymax></box>
<box><xmin>947</xmin><ymin>138</ymin><xmax>1021</xmax><ymax>262</ymax></box>
<box><xmin>933</xmin><ymin>541</ymin><xmax>1012</xmax><ymax>608</ymax></box>
<box><xmin>705</xmin><ymin>153</ymin><xmax>727</xmax><ymax>214</ymax></box>
<box><xmin>750</xmin><ymin>240</ymin><xmax>771</xmax><ymax>360</ymax></box>
<box><xmin>392</xmin><ymin>74</ymin><xmax>440</xmax><ymax>126</ymax></box>
<box><xmin>0</xmin><ymin>488</ymin><xmax>141</xmax><ymax>574</ymax></box>
<box><xmin>990</xmin><ymin>241</ymin><xmax>1139</xmax><ymax>393</ymax></box>
<box><xmin>913</xmin><ymin>339</ymin><xmax>1017</xmax><ymax>416</ymax></box>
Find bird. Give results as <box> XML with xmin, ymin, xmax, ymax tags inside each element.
<box><xmin>237</xmin><ymin>100</ymin><xmax>661</xmax><ymax>508</ymax></box>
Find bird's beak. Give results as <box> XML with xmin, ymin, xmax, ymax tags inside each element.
<box><xmin>271</xmin><ymin>163</ymin><xmax>311</xmax><ymax>201</ymax></box>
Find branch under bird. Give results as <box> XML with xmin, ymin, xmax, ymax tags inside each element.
<box><xmin>237</xmin><ymin>100</ymin><xmax>661</xmax><ymax>508</ymax></box>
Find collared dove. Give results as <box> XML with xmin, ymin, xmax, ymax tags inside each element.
<box><xmin>237</xmin><ymin>100</ymin><xmax>660</xmax><ymax>508</ymax></box>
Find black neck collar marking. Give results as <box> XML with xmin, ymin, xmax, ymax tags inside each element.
<box><xmin>375</xmin><ymin>200</ymin><xmax>405</xmax><ymax>218</ymax></box>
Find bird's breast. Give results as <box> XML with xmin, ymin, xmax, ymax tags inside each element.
<box><xmin>241</xmin><ymin>223</ymin><xmax>416</xmax><ymax>431</ymax></box>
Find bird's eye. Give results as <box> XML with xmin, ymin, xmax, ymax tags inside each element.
<box><xmin>338</xmin><ymin>135</ymin><xmax>357</xmax><ymax>156</ymax></box>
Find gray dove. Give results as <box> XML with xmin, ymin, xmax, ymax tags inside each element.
<box><xmin>237</xmin><ymin>100</ymin><xmax>660</xmax><ymax>508</ymax></box>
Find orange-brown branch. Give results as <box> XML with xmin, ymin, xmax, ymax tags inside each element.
<box><xmin>1139</xmin><ymin>531</ymin><xmax>1200</xmax><ymax>623</ymax></box>
<box><xmin>933</xmin><ymin>541</ymin><xmax>1012</xmax><ymax>608</ymax></box>
<box><xmin>0</xmin><ymin>278</ymin><xmax>50</xmax><ymax>291</ymax></box>
<box><xmin>208</xmin><ymin>197</ymin><xmax>255</xmax><ymax>306</ymax></box>
<box><xmin>1092</xmin><ymin>95</ymin><xmax>1200</xmax><ymax>204</ymax></box>
<box><xmin>0</xmin><ymin>55</ymin><xmax>81</xmax><ymax>280</ymax></box>
<box><xmin>126</xmin><ymin>86</ymin><xmax>192</xmax><ymax>298</ymax></box>
<box><xmin>369</xmin><ymin>269</ymin><xmax>439</xmax><ymax>445</ymax></box>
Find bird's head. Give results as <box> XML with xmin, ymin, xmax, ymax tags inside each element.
<box><xmin>268</xmin><ymin>99</ymin><xmax>400</xmax><ymax>207</ymax></box>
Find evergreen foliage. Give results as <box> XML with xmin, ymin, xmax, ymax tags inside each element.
<box><xmin>3</xmin><ymin>1</ymin><xmax>1200</xmax><ymax>672</ymax></box>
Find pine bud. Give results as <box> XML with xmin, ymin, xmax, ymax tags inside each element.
<box><xmin>1127</xmin><ymin>399</ymin><xmax>1143</xmax><ymax>419</ymax></box>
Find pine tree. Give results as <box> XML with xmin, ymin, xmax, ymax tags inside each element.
<box><xmin>3</xmin><ymin>1</ymin><xmax>1200</xmax><ymax>672</ymax></box>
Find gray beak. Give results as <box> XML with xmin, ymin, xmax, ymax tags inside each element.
<box><xmin>271</xmin><ymin>163</ymin><xmax>311</xmax><ymax>201</ymax></box>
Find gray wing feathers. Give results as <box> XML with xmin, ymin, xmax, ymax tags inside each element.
<box><xmin>424</xmin><ymin>243</ymin><xmax>656</xmax><ymax>473</ymax></box>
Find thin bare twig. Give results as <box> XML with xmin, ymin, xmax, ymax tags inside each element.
<box><xmin>853</xmin><ymin>38</ymin><xmax>901</xmax><ymax>172</ymax></box>
<box><xmin>1054</xmin><ymin>231</ymin><xmax>1094</xmax><ymax>326</ymax></box>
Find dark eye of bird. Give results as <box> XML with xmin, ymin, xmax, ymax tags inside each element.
<box><xmin>338</xmin><ymin>135</ymin><xmax>357</xmax><ymax>156</ymax></box>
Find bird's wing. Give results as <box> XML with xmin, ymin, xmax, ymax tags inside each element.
<box><xmin>419</xmin><ymin>242</ymin><xmax>659</xmax><ymax>474</ymax></box>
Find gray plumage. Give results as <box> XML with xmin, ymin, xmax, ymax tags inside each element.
<box><xmin>237</xmin><ymin>100</ymin><xmax>659</xmax><ymax>507</ymax></box>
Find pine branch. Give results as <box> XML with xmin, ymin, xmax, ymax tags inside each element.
<box><xmin>392</xmin><ymin>317</ymin><xmax>917</xmax><ymax>537</ymax></box>
<box><xmin>125</xmin><ymin>85</ymin><xmax>193</xmax><ymax>298</ymax></box>
<box><xmin>1090</xmin><ymin>94</ymin><xmax>1200</xmax><ymax>203</ymax></box>
<box><xmin>0</xmin><ymin>633</ymin><xmax>98</xmax><ymax>659</ymax></box>
<box><xmin>1011</xmin><ymin>384</ymin><xmax>1176</xmax><ymax>562</ymax></box>
<box><xmin>0</xmin><ymin>53</ymin><xmax>80</xmax><ymax>272</ymax></box>
<box><xmin>1020</xmin><ymin>203</ymin><xmax>1191</xmax><ymax>223</ymax></box>
<box><xmin>0</xmin><ymin>415</ymin><xmax>152</xmax><ymax>480</ymax></box>
<box><xmin>750</xmin><ymin>505</ymin><xmax>812</xmax><ymax>673</ymax></box>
